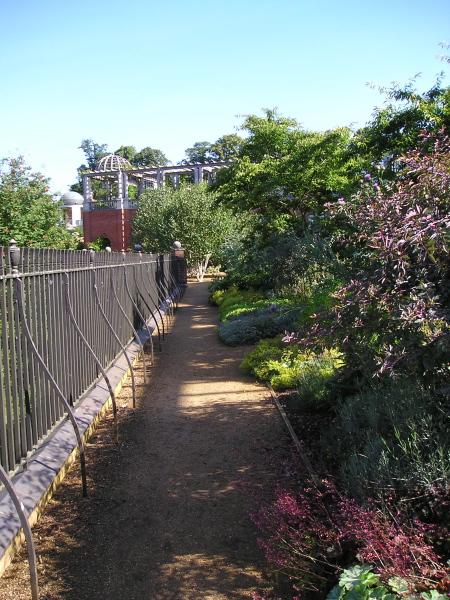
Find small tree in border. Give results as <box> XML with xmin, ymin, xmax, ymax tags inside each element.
<box><xmin>132</xmin><ymin>183</ymin><xmax>237</xmax><ymax>282</ymax></box>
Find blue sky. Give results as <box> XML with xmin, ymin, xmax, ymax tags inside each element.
<box><xmin>0</xmin><ymin>0</ymin><xmax>448</xmax><ymax>195</ymax></box>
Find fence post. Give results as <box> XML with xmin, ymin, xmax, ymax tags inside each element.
<box><xmin>171</xmin><ymin>241</ymin><xmax>187</xmax><ymax>287</ymax></box>
<box><xmin>6</xmin><ymin>240</ymin><xmax>40</xmax><ymax>600</ymax></box>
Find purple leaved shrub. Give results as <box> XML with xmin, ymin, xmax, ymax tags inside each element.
<box><xmin>239</xmin><ymin>447</ymin><xmax>450</xmax><ymax>599</ymax></box>
<box><xmin>303</xmin><ymin>132</ymin><xmax>450</xmax><ymax>389</ymax></box>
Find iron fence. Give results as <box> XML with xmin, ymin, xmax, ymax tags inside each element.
<box><xmin>0</xmin><ymin>242</ymin><xmax>184</xmax><ymax>476</ymax></box>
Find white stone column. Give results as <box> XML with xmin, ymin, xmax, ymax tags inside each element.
<box><xmin>122</xmin><ymin>171</ymin><xmax>129</xmax><ymax>208</ymax></box>
<box><xmin>83</xmin><ymin>176</ymin><xmax>93</xmax><ymax>211</ymax></box>
<box><xmin>170</xmin><ymin>174</ymin><xmax>181</xmax><ymax>189</ymax></box>
<box><xmin>116</xmin><ymin>172</ymin><xmax>123</xmax><ymax>208</ymax></box>
<box><xmin>72</xmin><ymin>205</ymin><xmax>82</xmax><ymax>227</ymax></box>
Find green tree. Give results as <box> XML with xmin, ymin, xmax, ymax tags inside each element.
<box><xmin>70</xmin><ymin>138</ymin><xmax>109</xmax><ymax>194</ymax></box>
<box><xmin>115</xmin><ymin>145</ymin><xmax>137</xmax><ymax>163</ymax></box>
<box><xmin>182</xmin><ymin>134</ymin><xmax>244</xmax><ymax>164</ymax></box>
<box><xmin>132</xmin><ymin>183</ymin><xmax>236</xmax><ymax>281</ymax></box>
<box><xmin>0</xmin><ymin>157</ymin><xmax>77</xmax><ymax>248</ymax></box>
<box><xmin>182</xmin><ymin>141</ymin><xmax>213</xmax><ymax>164</ymax></box>
<box><xmin>115</xmin><ymin>145</ymin><xmax>170</xmax><ymax>167</ymax></box>
<box><xmin>214</xmin><ymin>109</ymin><xmax>357</xmax><ymax>230</ymax></box>
<box><xmin>78</xmin><ymin>138</ymin><xmax>109</xmax><ymax>170</ymax></box>
<box><xmin>132</xmin><ymin>147</ymin><xmax>169</xmax><ymax>167</ymax></box>
<box><xmin>210</xmin><ymin>134</ymin><xmax>244</xmax><ymax>161</ymax></box>
<box><xmin>352</xmin><ymin>75</ymin><xmax>450</xmax><ymax>178</ymax></box>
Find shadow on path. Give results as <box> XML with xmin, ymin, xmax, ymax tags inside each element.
<box><xmin>2</xmin><ymin>281</ymin><xmax>289</xmax><ymax>600</ymax></box>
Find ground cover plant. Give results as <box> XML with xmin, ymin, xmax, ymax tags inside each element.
<box><xmin>242</xmin><ymin>444</ymin><xmax>450</xmax><ymax>600</ymax></box>
<box><xmin>211</xmin><ymin>286</ymin><xmax>305</xmax><ymax>346</ymax></box>
<box><xmin>240</xmin><ymin>336</ymin><xmax>343</xmax><ymax>406</ymax></box>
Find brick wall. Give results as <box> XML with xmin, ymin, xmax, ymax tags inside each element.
<box><xmin>83</xmin><ymin>208</ymin><xmax>137</xmax><ymax>251</ymax></box>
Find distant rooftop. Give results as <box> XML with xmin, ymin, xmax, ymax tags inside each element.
<box><xmin>61</xmin><ymin>191</ymin><xmax>83</xmax><ymax>205</ymax></box>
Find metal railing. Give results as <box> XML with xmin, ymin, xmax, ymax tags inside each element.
<box><xmin>0</xmin><ymin>243</ymin><xmax>184</xmax><ymax>476</ymax></box>
<box><xmin>0</xmin><ymin>242</ymin><xmax>185</xmax><ymax>599</ymax></box>
<box><xmin>87</xmin><ymin>199</ymin><xmax>118</xmax><ymax>210</ymax></box>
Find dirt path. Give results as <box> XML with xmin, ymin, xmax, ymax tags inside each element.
<box><xmin>1</xmin><ymin>281</ymin><xmax>289</xmax><ymax>600</ymax></box>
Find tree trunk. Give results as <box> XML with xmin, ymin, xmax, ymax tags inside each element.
<box><xmin>196</xmin><ymin>253</ymin><xmax>211</xmax><ymax>282</ymax></box>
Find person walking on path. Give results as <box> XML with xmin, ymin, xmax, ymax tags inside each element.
<box><xmin>2</xmin><ymin>281</ymin><xmax>288</xmax><ymax>600</ymax></box>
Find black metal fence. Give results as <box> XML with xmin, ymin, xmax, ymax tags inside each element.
<box><xmin>0</xmin><ymin>242</ymin><xmax>184</xmax><ymax>476</ymax></box>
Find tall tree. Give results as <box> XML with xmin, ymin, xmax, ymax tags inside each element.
<box><xmin>78</xmin><ymin>138</ymin><xmax>109</xmax><ymax>170</ymax></box>
<box><xmin>181</xmin><ymin>134</ymin><xmax>244</xmax><ymax>164</ymax></box>
<box><xmin>351</xmin><ymin>75</ymin><xmax>450</xmax><ymax>178</ymax></box>
<box><xmin>182</xmin><ymin>141</ymin><xmax>213</xmax><ymax>164</ymax></box>
<box><xmin>0</xmin><ymin>157</ymin><xmax>77</xmax><ymax>248</ymax></box>
<box><xmin>115</xmin><ymin>145</ymin><xmax>137</xmax><ymax>163</ymax></box>
<box><xmin>132</xmin><ymin>183</ymin><xmax>236</xmax><ymax>281</ymax></box>
<box><xmin>213</xmin><ymin>109</ymin><xmax>357</xmax><ymax>230</ymax></box>
<box><xmin>70</xmin><ymin>138</ymin><xmax>109</xmax><ymax>193</ymax></box>
<box><xmin>132</xmin><ymin>147</ymin><xmax>169</xmax><ymax>167</ymax></box>
<box><xmin>210</xmin><ymin>134</ymin><xmax>244</xmax><ymax>161</ymax></box>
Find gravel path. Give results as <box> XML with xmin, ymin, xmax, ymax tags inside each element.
<box><xmin>1</xmin><ymin>280</ymin><xmax>288</xmax><ymax>600</ymax></box>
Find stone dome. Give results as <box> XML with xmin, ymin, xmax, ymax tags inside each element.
<box><xmin>61</xmin><ymin>191</ymin><xmax>84</xmax><ymax>206</ymax></box>
<box><xmin>95</xmin><ymin>154</ymin><xmax>132</xmax><ymax>172</ymax></box>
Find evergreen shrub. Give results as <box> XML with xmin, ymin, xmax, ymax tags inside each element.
<box><xmin>241</xmin><ymin>337</ymin><xmax>343</xmax><ymax>394</ymax></box>
<box><xmin>321</xmin><ymin>379</ymin><xmax>450</xmax><ymax>501</ymax></box>
<box><xmin>240</xmin><ymin>338</ymin><xmax>304</xmax><ymax>389</ymax></box>
<box><xmin>218</xmin><ymin>307</ymin><xmax>303</xmax><ymax>346</ymax></box>
<box><xmin>293</xmin><ymin>349</ymin><xmax>344</xmax><ymax>411</ymax></box>
<box><xmin>210</xmin><ymin>285</ymin><xmax>266</xmax><ymax>311</ymax></box>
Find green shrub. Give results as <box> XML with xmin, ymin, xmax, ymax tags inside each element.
<box><xmin>218</xmin><ymin>307</ymin><xmax>303</xmax><ymax>346</ymax></box>
<box><xmin>241</xmin><ymin>338</ymin><xmax>343</xmax><ymax>393</ymax></box>
<box><xmin>240</xmin><ymin>338</ymin><xmax>285</xmax><ymax>375</ymax></box>
<box><xmin>293</xmin><ymin>350</ymin><xmax>344</xmax><ymax>411</ymax></box>
<box><xmin>241</xmin><ymin>338</ymin><xmax>307</xmax><ymax>389</ymax></box>
<box><xmin>209</xmin><ymin>287</ymin><xmax>227</xmax><ymax>306</ymax></box>
<box><xmin>210</xmin><ymin>285</ymin><xmax>264</xmax><ymax>306</ymax></box>
<box><xmin>221</xmin><ymin>297</ymin><xmax>296</xmax><ymax>321</ymax></box>
<box><xmin>297</xmin><ymin>284</ymin><xmax>338</xmax><ymax>326</ymax></box>
<box><xmin>267</xmin><ymin>361</ymin><xmax>302</xmax><ymax>390</ymax></box>
<box><xmin>325</xmin><ymin>379</ymin><xmax>450</xmax><ymax>500</ymax></box>
<box><xmin>218</xmin><ymin>319</ymin><xmax>261</xmax><ymax>346</ymax></box>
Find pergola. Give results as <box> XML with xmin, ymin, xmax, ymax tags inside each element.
<box><xmin>82</xmin><ymin>154</ymin><xmax>231</xmax><ymax>211</ymax></box>
<box><xmin>81</xmin><ymin>154</ymin><xmax>232</xmax><ymax>251</ymax></box>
